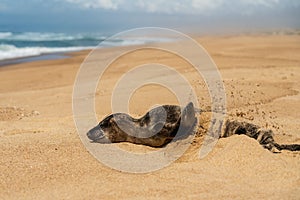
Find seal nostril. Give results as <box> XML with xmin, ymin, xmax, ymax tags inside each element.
<box><xmin>87</xmin><ymin>127</ymin><xmax>105</xmax><ymax>141</ymax></box>
<box><xmin>87</xmin><ymin>131</ymin><xmax>94</xmax><ymax>140</ymax></box>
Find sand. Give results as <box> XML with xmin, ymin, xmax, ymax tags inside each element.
<box><xmin>0</xmin><ymin>34</ymin><xmax>299</xmax><ymax>199</ymax></box>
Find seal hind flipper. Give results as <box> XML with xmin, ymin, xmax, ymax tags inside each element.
<box><xmin>274</xmin><ymin>143</ymin><xmax>300</xmax><ymax>151</ymax></box>
<box><xmin>222</xmin><ymin>120</ymin><xmax>300</xmax><ymax>152</ymax></box>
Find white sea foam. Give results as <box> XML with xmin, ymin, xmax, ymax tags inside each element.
<box><xmin>0</xmin><ymin>32</ymin><xmax>13</xmax><ymax>39</ymax></box>
<box><xmin>101</xmin><ymin>37</ymin><xmax>174</xmax><ymax>47</ymax></box>
<box><xmin>0</xmin><ymin>44</ymin><xmax>93</xmax><ymax>60</ymax></box>
<box><xmin>0</xmin><ymin>31</ymin><xmax>176</xmax><ymax>61</ymax></box>
<box><xmin>0</xmin><ymin>32</ymin><xmax>105</xmax><ymax>41</ymax></box>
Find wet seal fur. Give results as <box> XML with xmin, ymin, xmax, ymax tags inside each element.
<box><xmin>87</xmin><ymin>102</ymin><xmax>197</xmax><ymax>147</ymax></box>
<box><xmin>87</xmin><ymin>102</ymin><xmax>300</xmax><ymax>152</ymax></box>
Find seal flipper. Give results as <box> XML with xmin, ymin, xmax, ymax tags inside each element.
<box><xmin>274</xmin><ymin>143</ymin><xmax>300</xmax><ymax>151</ymax></box>
<box><xmin>222</xmin><ymin>120</ymin><xmax>300</xmax><ymax>152</ymax></box>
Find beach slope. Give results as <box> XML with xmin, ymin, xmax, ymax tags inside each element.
<box><xmin>0</xmin><ymin>35</ymin><xmax>299</xmax><ymax>199</ymax></box>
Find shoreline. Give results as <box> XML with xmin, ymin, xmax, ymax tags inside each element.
<box><xmin>1</xmin><ymin>30</ymin><xmax>299</xmax><ymax>68</ymax></box>
<box><xmin>1</xmin><ymin>31</ymin><xmax>299</xmax><ymax>68</ymax></box>
<box><xmin>0</xmin><ymin>51</ymin><xmax>87</xmax><ymax>67</ymax></box>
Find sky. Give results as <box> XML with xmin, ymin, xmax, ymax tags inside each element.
<box><xmin>0</xmin><ymin>0</ymin><xmax>299</xmax><ymax>34</ymax></box>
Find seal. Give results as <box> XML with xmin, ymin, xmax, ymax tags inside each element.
<box><xmin>87</xmin><ymin>102</ymin><xmax>300</xmax><ymax>151</ymax></box>
<box><xmin>87</xmin><ymin>102</ymin><xmax>197</xmax><ymax>147</ymax></box>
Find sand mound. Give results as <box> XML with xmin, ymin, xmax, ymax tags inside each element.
<box><xmin>215</xmin><ymin>135</ymin><xmax>272</xmax><ymax>159</ymax></box>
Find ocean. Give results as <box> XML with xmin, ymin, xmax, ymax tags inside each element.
<box><xmin>0</xmin><ymin>31</ymin><xmax>173</xmax><ymax>62</ymax></box>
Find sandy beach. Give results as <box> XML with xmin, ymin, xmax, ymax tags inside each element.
<box><xmin>0</xmin><ymin>34</ymin><xmax>299</xmax><ymax>199</ymax></box>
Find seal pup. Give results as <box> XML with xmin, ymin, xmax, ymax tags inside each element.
<box><xmin>87</xmin><ymin>103</ymin><xmax>300</xmax><ymax>152</ymax></box>
<box><xmin>87</xmin><ymin>102</ymin><xmax>197</xmax><ymax>147</ymax></box>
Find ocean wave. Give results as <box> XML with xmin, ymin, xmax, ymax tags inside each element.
<box><xmin>0</xmin><ymin>44</ymin><xmax>93</xmax><ymax>60</ymax></box>
<box><xmin>101</xmin><ymin>38</ymin><xmax>146</xmax><ymax>47</ymax></box>
<box><xmin>0</xmin><ymin>31</ymin><xmax>176</xmax><ymax>61</ymax></box>
<box><xmin>101</xmin><ymin>37</ymin><xmax>174</xmax><ymax>47</ymax></box>
<box><xmin>0</xmin><ymin>31</ymin><xmax>106</xmax><ymax>41</ymax></box>
<box><xmin>0</xmin><ymin>32</ymin><xmax>13</xmax><ymax>39</ymax></box>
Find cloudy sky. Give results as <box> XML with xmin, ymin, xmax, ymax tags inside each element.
<box><xmin>0</xmin><ymin>0</ymin><xmax>299</xmax><ymax>33</ymax></box>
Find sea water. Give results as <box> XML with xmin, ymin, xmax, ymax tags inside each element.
<box><xmin>0</xmin><ymin>31</ymin><xmax>173</xmax><ymax>62</ymax></box>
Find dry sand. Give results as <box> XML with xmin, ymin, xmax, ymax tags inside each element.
<box><xmin>0</xmin><ymin>34</ymin><xmax>299</xmax><ymax>199</ymax></box>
